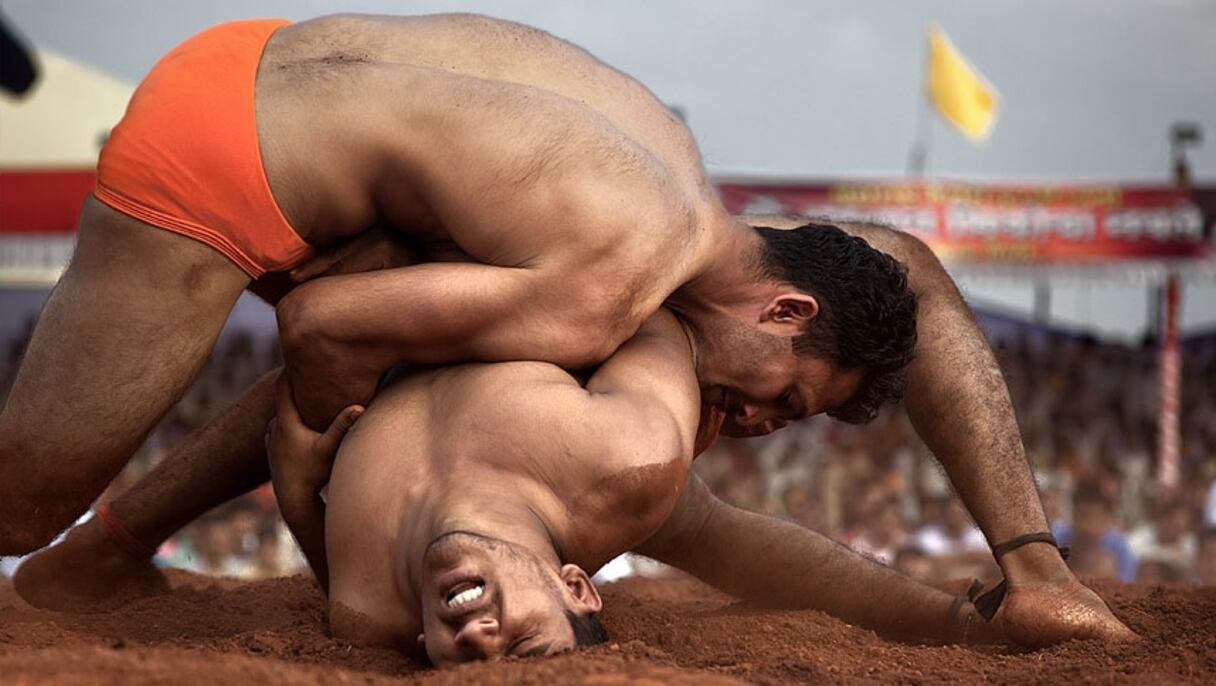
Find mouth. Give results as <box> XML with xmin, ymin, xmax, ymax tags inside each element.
<box><xmin>446</xmin><ymin>579</ymin><xmax>485</xmax><ymax>609</ymax></box>
<box><xmin>436</xmin><ymin>573</ymin><xmax>492</xmax><ymax>621</ymax></box>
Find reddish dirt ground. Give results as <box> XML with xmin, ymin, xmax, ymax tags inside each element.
<box><xmin>1</xmin><ymin>571</ymin><xmax>1214</xmax><ymax>685</ymax></box>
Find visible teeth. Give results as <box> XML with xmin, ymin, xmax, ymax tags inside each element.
<box><xmin>447</xmin><ymin>584</ymin><xmax>484</xmax><ymax>608</ymax></box>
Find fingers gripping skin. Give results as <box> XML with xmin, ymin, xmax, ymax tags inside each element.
<box><xmin>266</xmin><ymin>375</ymin><xmax>363</xmax><ymax>500</ymax></box>
<box><xmin>267</xmin><ymin>375</ymin><xmax>363</xmax><ymax>592</ymax></box>
<box><xmin>289</xmin><ymin>227</ymin><xmax>426</xmax><ymax>283</ymax></box>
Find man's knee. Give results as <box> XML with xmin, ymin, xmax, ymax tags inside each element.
<box><xmin>0</xmin><ymin>483</ymin><xmax>77</xmax><ymax>555</ymax></box>
<box><xmin>0</xmin><ymin>437</ymin><xmax>86</xmax><ymax>555</ymax></box>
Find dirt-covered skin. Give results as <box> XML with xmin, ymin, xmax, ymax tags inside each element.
<box><xmin>1</xmin><ymin>571</ymin><xmax>1212</xmax><ymax>684</ymax></box>
<box><xmin>12</xmin><ymin>522</ymin><xmax>170</xmax><ymax>613</ymax></box>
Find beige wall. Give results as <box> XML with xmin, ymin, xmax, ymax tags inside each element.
<box><xmin>0</xmin><ymin>50</ymin><xmax>133</xmax><ymax>168</ymax></box>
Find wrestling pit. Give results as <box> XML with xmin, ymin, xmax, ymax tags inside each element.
<box><xmin>2</xmin><ymin>570</ymin><xmax>1213</xmax><ymax>685</ymax></box>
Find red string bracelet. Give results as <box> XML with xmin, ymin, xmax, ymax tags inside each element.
<box><xmin>94</xmin><ymin>502</ymin><xmax>157</xmax><ymax>560</ymax></box>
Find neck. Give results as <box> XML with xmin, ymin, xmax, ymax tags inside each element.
<box><xmin>670</xmin><ymin>216</ymin><xmax>765</xmax><ymax>311</ymax></box>
<box><xmin>666</xmin><ymin>221</ymin><xmax>770</xmax><ymax>388</ymax></box>
<box><xmin>399</xmin><ymin>479</ymin><xmax>565</xmax><ymax>593</ymax></box>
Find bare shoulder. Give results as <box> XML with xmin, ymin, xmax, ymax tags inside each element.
<box><xmin>446</xmin><ymin>362</ymin><xmax>586</xmax><ymax>418</ymax></box>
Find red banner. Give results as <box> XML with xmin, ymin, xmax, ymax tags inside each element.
<box><xmin>3</xmin><ymin>173</ymin><xmax>1215</xmax><ymax>266</ymax></box>
<box><xmin>0</xmin><ymin>169</ymin><xmax>96</xmax><ymax>234</ymax></box>
<box><xmin>717</xmin><ymin>180</ymin><xmax>1216</xmax><ymax>263</ymax></box>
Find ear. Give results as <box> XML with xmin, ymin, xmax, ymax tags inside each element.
<box><xmin>559</xmin><ymin>564</ymin><xmax>603</xmax><ymax>613</ymax></box>
<box><xmin>757</xmin><ymin>292</ymin><xmax>819</xmax><ymax>337</ymax></box>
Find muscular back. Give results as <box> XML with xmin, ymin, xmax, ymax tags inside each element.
<box><xmin>263</xmin><ymin>13</ymin><xmax>710</xmax><ymax>198</ymax></box>
<box><xmin>256</xmin><ymin>14</ymin><xmax>712</xmax><ymax>295</ymax></box>
<box><xmin>266</xmin><ymin>15</ymin><xmax>731</xmax><ymax>423</ymax></box>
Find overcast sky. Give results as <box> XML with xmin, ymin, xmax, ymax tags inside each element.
<box><xmin>3</xmin><ymin>0</ymin><xmax>1214</xmax><ymax>182</ymax></box>
<box><xmin>2</xmin><ymin>0</ymin><xmax>1214</xmax><ymax>337</ymax></box>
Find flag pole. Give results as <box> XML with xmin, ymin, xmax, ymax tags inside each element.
<box><xmin>907</xmin><ymin>27</ymin><xmax>932</xmax><ymax>178</ymax></box>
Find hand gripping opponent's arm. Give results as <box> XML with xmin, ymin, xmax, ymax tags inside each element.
<box><xmin>265</xmin><ymin>375</ymin><xmax>363</xmax><ymax>593</ymax></box>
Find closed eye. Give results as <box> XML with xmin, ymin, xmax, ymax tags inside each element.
<box><xmin>507</xmin><ymin>632</ymin><xmax>538</xmax><ymax>657</ymax></box>
<box><xmin>780</xmin><ymin>390</ymin><xmax>797</xmax><ymax>417</ymax></box>
<box><xmin>519</xmin><ymin>641</ymin><xmax>554</xmax><ymax>658</ymax></box>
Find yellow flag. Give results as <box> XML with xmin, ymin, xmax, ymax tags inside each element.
<box><xmin>927</xmin><ymin>24</ymin><xmax>999</xmax><ymax>142</ymax></box>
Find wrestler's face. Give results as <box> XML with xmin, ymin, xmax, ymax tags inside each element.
<box><xmin>693</xmin><ymin>293</ymin><xmax>863</xmax><ymax>437</ymax></box>
<box><xmin>418</xmin><ymin>532</ymin><xmax>602</xmax><ymax>667</ymax></box>
<box><xmin>698</xmin><ymin>332</ymin><xmax>863</xmax><ymax>437</ymax></box>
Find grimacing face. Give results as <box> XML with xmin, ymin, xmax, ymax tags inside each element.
<box><xmin>693</xmin><ymin>298</ymin><xmax>864</xmax><ymax>438</ymax></box>
<box><xmin>418</xmin><ymin>532</ymin><xmax>600</xmax><ymax>666</ymax></box>
<box><xmin>701</xmin><ymin>350</ymin><xmax>864</xmax><ymax>438</ymax></box>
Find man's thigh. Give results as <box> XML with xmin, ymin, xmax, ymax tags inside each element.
<box><xmin>0</xmin><ymin>197</ymin><xmax>251</xmax><ymax>550</ymax></box>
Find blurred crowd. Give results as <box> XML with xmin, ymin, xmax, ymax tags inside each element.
<box><xmin>697</xmin><ymin>322</ymin><xmax>1216</xmax><ymax>586</ymax></box>
<box><xmin>0</xmin><ymin>316</ymin><xmax>305</xmax><ymax>579</ymax></box>
<box><xmin>2</xmin><ymin>309</ymin><xmax>1215</xmax><ymax>586</ymax></box>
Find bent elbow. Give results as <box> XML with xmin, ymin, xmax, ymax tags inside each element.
<box><xmin>562</xmin><ymin>338</ymin><xmax>620</xmax><ymax>370</ymax></box>
<box><xmin>277</xmin><ymin>285</ymin><xmax>341</xmax><ymax>363</ymax></box>
<box><xmin>543</xmin><ymin>313</ymin><xmax>635</xmax><ymax>370</ymax></box>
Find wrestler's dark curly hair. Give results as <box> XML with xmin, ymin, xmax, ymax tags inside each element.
<box><xmin>752</xmin><ymin>223</ymin><xmax>918</xmax><ymax>424</ymax></box>
<box><xmin>566</xmin><ymin>610</ymin><xmax>609</xmax><ymax>646</ymax></box>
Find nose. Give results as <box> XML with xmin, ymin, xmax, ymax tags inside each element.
<box><xmin>735</xmin><ymin>402</ymin><xmax>764</xmax><ymax>426</ymax></box>
<box><xmin>735</xmin><ymin>403</ymin><xmax>788</xmax><ymax>435</ymax></box>
<box><xmin>737</xmin><ymin>402</ymin><xmax>785</xmax><ymax>427</ymax></box>
<box><xmin>453</xmin><ymin>618</ymin><xmax>501</xmax><ymax>656</ymax></box>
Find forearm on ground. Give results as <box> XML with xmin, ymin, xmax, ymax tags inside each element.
<box><xmin>641</xmin><ymin>493</ymin><xmax>978</xmax><ymax>643</ymax></box>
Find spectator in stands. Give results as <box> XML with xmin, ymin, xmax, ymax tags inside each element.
<box><xmin>1069</xmin><ymin>540</ymin><xmax>1122</xmax><ymax>581</ymax></box>
<box><xmin>843</xmin><ymin>497</ymin><xmax>907</xmax><ymax>565</ymax></box>
<box><xmin>911</xmin><ymin>497</ymin><xmax>993</xmax><ymax>580</ymax></box>
<box><xmin>893</xmin><ymin>545</ymin><xmax>934</xmax><ymax>583</ymax></box>
<box><xmin>1055</xmin><ymin>484</ymin><xmax>1137</xmax><ymax>583</ymax></box>
<box><xmin>1129</xmin><ymin>500</ymin><xmax>1196</xmax><ymax>582</ymax></box>
<box><xmin>1197</xmin><ymin>529</ymin><xmax>1216</xmax><ymax>586</ymax></box>
<box><xmin>1205</xmin><ymin>480</ymin><xmax>1216</xmax><ymax>530</ymax></box>
<box><xmin>780</xmin><ymin>482</ymin><xmax>821</xmax><ymax>531</ymax></box>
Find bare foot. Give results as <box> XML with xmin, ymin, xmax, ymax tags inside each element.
<box><xmin>999</xmin><ymin>579</ymin><xmax>1138</xmax><ymax>649</ymax></box>
<box><xmin>13</xmin><ymin>521</ymin><xmax>169</xmax><ymax>612</ymax></box>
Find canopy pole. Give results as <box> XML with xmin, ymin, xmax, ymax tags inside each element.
<box><xmin>1155</xmin><ymin>275</ymin><xmax>1181</xmax><ymax>492</ymax></box>
<box><xmin>1032</xmin><ymin>278</ymin><xmax>1050</xmax><ymax>324</ymax></box>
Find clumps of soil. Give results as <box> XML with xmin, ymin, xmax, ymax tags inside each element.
<box><xmin>2</xmin><ymin>571</ymin><xmax>1213</xmax><ymax>684</ymax></box>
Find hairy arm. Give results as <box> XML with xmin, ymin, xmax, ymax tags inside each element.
<box><xmin>636</xmin><ymin>474</ymin><xmax>993</xmax><ymax>643</ymax></box>
<box><xmin>276</xmin><ymin>72</ymin><xmax>685</xmax><ymax>432</ymax></box>
<box><xmin>277</xmin><ymin>262</ymin><xmax>623</xmax><ymax>430</ymax></box>
<box><xmin>741</xmin><ymin>214</ymin><xmax>1059</xmax><ymax>578</ymax></box>
<box><xmin>831</xmin><ymin>223</ymin><xmax>1063</xmax><ymax>579</ymax></box>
